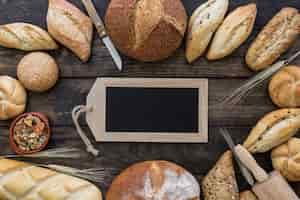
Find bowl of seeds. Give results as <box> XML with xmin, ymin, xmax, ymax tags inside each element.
<box><xmin>9</xmin><ymin>112</ymin><xmax>51</xmax><ymax>154</ymax></box>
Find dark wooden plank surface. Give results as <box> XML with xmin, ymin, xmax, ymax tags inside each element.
<box><xmin>0</xmin><ymin>0</ymin><xmax>300</xmax><ymax>198</ymax></box>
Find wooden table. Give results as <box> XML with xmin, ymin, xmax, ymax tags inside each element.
<box><xmin>0</xmin><ymin>0</ymin><xmax>299</xmax><ymax>198</ymax></box>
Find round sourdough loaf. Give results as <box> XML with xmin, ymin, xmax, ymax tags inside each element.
<box><xmin>105</xmin><ymin>0</ymin><xmax>187</xmax><ymax>62</ymax></box>
<box><xmin>106</xmin><ymin>160</ymin><xmax>200</xmax><ymax>200</ymax></box>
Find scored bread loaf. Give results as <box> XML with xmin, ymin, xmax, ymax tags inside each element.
<box><xmin>246</xmin><ymin>7</ymin><xmax>300</xmax><ymax>71</ymax></box>
<box><xmin>0</xmin><ymin>159</ymin><xmax>102</xmax><ymax>200</ymax></box>
<box><xmin>240</xmin><ymin>191</ymin><xmax>258</xmax><ymax>200</ymax></box>
<box><xmin>244</xmin><ymin>109</ymin><xmax>300</xmax><ymax>153</ymax></box>
<box><xmin>106</xmin><ymin>160</ymin><xmax>200</xmax><ymax>200</ymax></box>
<box><xmin>207</xmin><ymin>3</ymin><xmax>257</xmax><ymax>60</ymax></box>
<box><xmin>47</xmin><ymin>0</ymin><xmax>93</xmax><ymax>62</ymax></box>
<box><xmin>186</xmin><ymin>0</ymin><xmax>229</xmax><ymax>63</ymax></box>
<box><xmin>0</xmin><ymin>23</ymin><xmax>58</xmax><ymax>51</ymax></box>
<box><xmin>105</xmin><ymin>0</ymin><xmax>187</xmax><ymax>62</ymax></box>
<box><xmin>202</xmin><ymin>151</ymin><xmax>239</xmax><ymax>200</ymax></box>
<box><xmin>271</xmin><ymin>137</ymin><xmax>300</xmax><ymax>181</ymax></box>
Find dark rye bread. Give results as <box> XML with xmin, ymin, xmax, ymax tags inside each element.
<box><xmin>105</xmin><ymin>0</ymin><xmax>187</xmax><ymax>62</ymax></box>
<box><xmin>202</xmin><ymin>151</ymin><xmax>239</xmax><ymax>200</ymax></box>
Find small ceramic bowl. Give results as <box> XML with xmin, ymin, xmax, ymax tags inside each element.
<box><xmin>9</xmin><ymin>112</ymin><xmax>51</xmax><ymax>155</ymax></box>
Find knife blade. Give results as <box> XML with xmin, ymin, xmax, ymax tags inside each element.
<box><xmin>219</xmin><ymin>128</ymin><xmax>255</xmax><ymax>186</ymax></box>
<box><xmin>81</xmin><ymin>0</ymin><xmax>122</xmax><ymax>71</ymax></box>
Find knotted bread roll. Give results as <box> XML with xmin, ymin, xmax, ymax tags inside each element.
<box><xmin>269</xmin><ymin>66</ymin><xmax>300</xmax><ymax>108</ymax></box>
<box><xmin>0</xmin><ymin>76</ymin><xmax>27</xmax><ymax>120</ymax></box>
<box><xmin>271</xmin><ymin>137</ymin><xmax>300</xmax><ymax>181</ymax></box>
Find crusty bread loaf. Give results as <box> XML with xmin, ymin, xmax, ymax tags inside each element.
<box><xmin>105</xmin><ymin>0</ymin><xmax>187</xmax><ymax>62</ymax></box>
<box><xmin>240</xmin><ymin>191</ymin><xmax>258</xmax><ymax>200</ymax></box>
<box><xmin>202</xmin><ymin>151</ymin><xmax>239</xmax><ymax>200</ymax></box>
<box><xmin>207</xmin><ymin>3</ymin><xmax>257</xmax><ymax>60</ymax></box>
<box><xmin>243</xmin><ymin>109</ymin><xmax>300</xmax><ymax>153</ymax></box>
<box><xmin>47</xmin><ymin>0</ymin><xmax>93</xmax><ymax>62</ymax></box>
<box><xmin>106</xmin><ymin>160</ymin><xmax>200</xmax><ymax>200</ymax></box>
<box><xmin>269</xmin><ymin>66</ymin><xmax>300</xmax><ymax>108</ymax></box>
<box><xmin>271</xmin><ymin>137</ymin><xmax>300</xmax><ymax>181</ymax></box>
<box><xmin>0</xmin><ymin>23</ymin><xmax>58</xmax><ymax>51</ymax></box>
<box><xmin>186</xmin><ymin>0</ymin><xmax>229</xmax><ymax>63</ymax></box>
<box><xmin>246</xmin><ymin>7</ymin><xmax>300</xmax><ymax>71</ymax></box>
<box><xmin>0</xmin><ymin>159</ymin><xmax>102</xmax><ymax>200</ymax></box>
<box><xmin>0</xmin><ymin>76</ymin><xmax>27</xmax><ymax>120</ymax></box>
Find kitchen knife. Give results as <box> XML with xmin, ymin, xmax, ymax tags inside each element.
<box><xmin>81</xmin><ymin>0</ymin><xmax>122</xmax><ymax>71</ymax></box>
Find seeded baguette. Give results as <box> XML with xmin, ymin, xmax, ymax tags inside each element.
<box><xmin>207</xmin><ymin>3</ymin><xmax>257</xmax><ymax>60</ymax></box>
<box><xmin>0</xmin><ymin>23</ymin><xmax>58</xmax><ymax>51</ymax></box>
<box><xmin>246</xmin><ymin>7</ymin><xmax>300</xmax><ymax>71</ymax></box>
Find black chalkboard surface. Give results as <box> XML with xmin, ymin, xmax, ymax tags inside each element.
<box><xmin>106</xmin><ymin>87</ymin><xmax>199</xmax><ymax>133</ymax></box>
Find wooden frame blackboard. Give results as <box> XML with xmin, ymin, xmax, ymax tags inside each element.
<box><xmin>86</xmin><ymin>78</ymin><xmax>208</xmax><ymax>143</ymax></box>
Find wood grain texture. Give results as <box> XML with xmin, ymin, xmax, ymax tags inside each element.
<box><xmin>0</xmin><ymin>0</ymin><xmax>299</xmax><ymax>199</ymax></box>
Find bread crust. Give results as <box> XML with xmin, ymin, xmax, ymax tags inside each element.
<box><xmin>240</xmin><ymin>191</ymin><xmax>258</xmax><ymax>200</ymax></box>
<box><xmin>207</xmin><ymin>3</ymin><xmax>257</xmax><ymax>60</ymax></box>
<box><xmin>105</xmin><ymin>0</ymin><xmax>187</xmax><ymax>62</ymax></box>
<box><xmin>0</xmin><ymin>159</ymin><xmax>102</xmax><ymax>200</ymax></box>
<box><xmin>106</xmin><ymin>160</ymin><xmax>200</xmax><ymax>200</ymax></box>
<box><xmin>185</xmin><ymin>0</ymin><xmax>229</xmax><ymax>63</ymax></box>
<box><xmin>243</xmin><ymin>109</ymin><xmax>300</xmax><ymax>153</ymax></box>
<box><xmin>47</xmin><ymin>0</ymin><xmax>93</xmax><ymax>62</ymax></box>
<box><xmin>269</xmin><ymin>65</ymin><xmax>300</xmax><ymax>108</ymax></box>
<box><xmin>0</xmin><ymin>23</ymin><xmax>58</xmax><ymax>51</ymax></box>
<box><xmin>246</xmin><ymin>7</ymin><xmax>300</xmax><ymax>71</ymax></box>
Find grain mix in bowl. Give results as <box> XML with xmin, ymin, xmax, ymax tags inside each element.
<box><xmin>11</xmin><ymin>113</ymin><xmax>50</xmax><ymax>153</ymax></box>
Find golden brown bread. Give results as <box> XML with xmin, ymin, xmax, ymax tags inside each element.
<box><xmin>0</xmin><ymin>76</ymin><xmax>27</xmax><ymax>120</ymax></box>
<box><xmin>0</xmin><ymin>23</ymin><xmax>58</xmax><ymax>51</ymax></box>
<box><xmin>47</xmin><ymin>0</ymin><xmax>93</xmax><ymax>62</ymax></box>
<box><xmin>246</xmin><ymin>7</ymin><xmax>300</xmax><ymax>71</ymax></box>
<box><xmin>202</xmin><ymin>151</ymin><xmax>239</xmax><ymax>200</ymax></box>
<box><xmin>269</xmin><ymin>66</ymin><xmax>300</xmax><ymax>108</ymax></box>
<box><xmin>17</xmin><ymin>52</ymin><xmax>59</xmax><ymax>92</ymax></box>
<box><xmin>106</xmin><ymin>160</ymin><xmax>200</xmax><ymax>200</ymax></box>
<box><xmin>244</xmin><ymin>109</ymin><xmax>300</xmax><ymax>153</ymax></box>
<box><xmin>105</xmin><ymin>0</ymin><xmax>187</xmax><ymax>62</ymax></box>
<box><xmin>207</xmin><ymin>3</ymin><xmax>257</xmax><ymax>60</ymax></box>
<box><xmin>240</xmin><ymin>191</ymin><xmax>258</xmax><ymax>200</ymax></box>
<box><xmin>271</xmin><ymin>137</ymin><xmax>300</xmax><ymax>181</ymax></box>
<box><xmin>0</xmin><ymin>159</ymin><xmax>102</xmax><ymax>200</ymax></box>
<box><xmin>186</xmin><ymin>0</ymin><xmax>229</xmax><ymax>63</ymax></box>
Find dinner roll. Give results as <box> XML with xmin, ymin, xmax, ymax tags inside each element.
<box><xmin>105</xmin><ymin>0</ymin><xmax>187</xmax><ymax>62</ymax></box>
<box><xmin>0</xmin><ymin>76</ymin><xmax>27</xmax><ymax>120</ymax></box>
<box><xmin>269</xmin><ymin>66</ymin><xmax>300</xmax><ymax>108</ymax></box>
<box><xmin>271</xmin><ymin>137</ymin><xmax>300</xmax><ymax>181</ymax></box>
<box><xmin>17</xmin><ymin>52</ymin><xmax>59</xmax><ymax>92</ymax></box>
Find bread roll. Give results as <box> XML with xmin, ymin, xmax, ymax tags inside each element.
<box><xmin>47</xmin><ymin>0</ymin><xmax>93</xmax><ymax>62</ymax></box>
<box><xmin>246</xmin><ymin>8</ymin><xmax>300</xmax><ymax>71</ymax></box>
<box><xmin>17</xmin><ymin>52</ymin><xmax>59</xmax><ymax>92</ymax></box>
<box><xmin>0</xmin><ymin>76</ymin><xmax>27</xmax><ymax>120</ymax></box>
<box><xmin>0</xmin><ymin>23</ymin><xmax>58</xmax><ymax>51</ymax></box>
<box><xmin>105</xmin><ymin>0</ymin><xmax>187</xmax><ymax>62</ymax></box>
<box><xmin>271</xmin><ymin>137</ymin><xmax>300</xmax><ymax>181</ymax></box>
<box><xmin>0</xmin><ymin>159</ymin><xmax>102</xmax><ymax>200</ymax></box>
<box><xmin>240</xmin><ymin>191</ymin><xmax>258</xmax><ymax>200</ymax></box>
<box><xmin>202</xmin><ymin>151</ymin><xmax>239</xmax><ymax>200</ymax></box>
<box><xmin>269</xmin><ymin>66</ymin><xmax>300</xmax><ymax>108</ymax></box>
<box><xmin>106</xmin><ymin>160</ymin><xmax>200</xmax><ymax>200</ymax></box>
<box><xmin>207</xmin><ymin>3</ymin><xmax>257</xmax><ymax>60</ymax></box>
<box><xmin>244</xmin><ymin>109</ymin><xmax>300</xmax><ymax>153</ymax></box>
<box><xmin>186</xmin><ymin>0</ymin><xmax>229</xmax><ymax>63</ymax></box>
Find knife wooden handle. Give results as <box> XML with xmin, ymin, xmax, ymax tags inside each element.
<box><xmin>235</xmin><ymin>145</ymin><xmax>269</xmax><ymax>182</ymax></box>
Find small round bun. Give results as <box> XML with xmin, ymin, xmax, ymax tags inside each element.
<box><xmin>106</xmin><ymin>160</ymin><xmax>200</xmax><ymax>200</ymax></box>
<box><xmin>269</xmin><ymin>66</ymin><xmax>300</xmax><ymax>107</ymax></box>
<box><xmin>17</xmin><ymin>52</ymin><xmax>59</xmax><ymax>92</ymax></box>
<box><xmin>0</xmin><ymin>76</ymin><xmax>27</xmax><ymax>120</ymax></box>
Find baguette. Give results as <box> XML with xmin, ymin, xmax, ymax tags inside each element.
<box><xmin>0</xmin><ymin>159</ymin><xmax>102</xmax><ymax>200</ymax></box>
<box><xmin>47</xmin><ymin>0</ymin><xmax>93</xmax><ymax>62</ymax></box>
<box><xmin>186</xmin><ymin>0</ymin><xmax>229</xmax><ymax>63</ymax></box>
<box><xmin>246</xmin><ymin>7</ymin><xmax>300</xmax><ymax>71</ymax></box>
<box><xmin>243</xmin><ymin>109</ymin><xmax>300</xmax><ymax>153</ymax></box>
<box><xmin>240</xmin><ymin>191</ymin><xmax>258</xmax><ymax>200</ymax></box>
<box><xmin>0</xmin><ymin>23</ymin><xmax>58</xmax><ymax>51</ymax></box>
<box><xmin>207</xmin><ymin>3</ymin><xmax>257</xmax><ymax>60</ymax></box>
